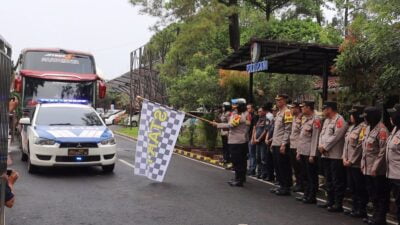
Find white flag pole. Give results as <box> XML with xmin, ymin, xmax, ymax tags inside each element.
<box><xmin>135</xmin><ymin>96</ymin><xmax>215</xmax><ymax>125</ymax></box>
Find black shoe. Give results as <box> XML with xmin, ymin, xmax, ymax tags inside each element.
<box><xmin>270</xmin><ymin>187</ymin><xmax>279</xmax><ymax>193</ymax></box>
<box><xmin>295</xmin><ymin>196</ymin><xmax>305</xmax><ymax>202</ymax></box>
<box><xmin>229</xmin><ymin>181</ymin><xmax>244</xmax><ymax>187</ymax></box>
<box><xmin>367</xmin><ymin>220</ymin><xmax>387</xmax><ymax>225</ymax></box>
<box><xmin>275</xmin><ymin>189</ymin><xmax>291</xmax><ymax>196</ymax></box>
<box><xmin>362</xmin><ymin>217</ymin><xmax>370</xmax><ymax>224</ymax></box>
<box><xmin>265</xmin><ymin>177</ymin><xmax>274</xmax><ymax>182</ymax></box>
<box><xmin>247</xmin><ymin>171</ymin><xmax>255</xmax><ymax>176</ymax></box>
<box><xmin>327</xmin><ymin>205</ymin><xmax>343</xmax><ymax>213</ymax></box>
<box><xmin>317</xmin><ymin>203</ymin><xmax>333</xmax><ymax>208</ymax></box>
<box><xmin>344</xmin><ymin>209</ymin><xmax>354</xmax><ymax>216</ymax></box>
<box><xmin>303</xmin><ymin>198</ymin><xmax>317</xmax><ymax>204</ymax></box>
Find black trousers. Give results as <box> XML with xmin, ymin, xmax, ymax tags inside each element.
<box><xmin>265</xmin><ymin>144</ymin><xmax>275</xmax><ymax>180</ymax></box>
<box><xmin>390</xmin><ymin>179</ymin><xmax>400</xmax><ymax>223</ymax></box>
<box><xmin>221</xmin><ymin>135</ymin><xmax>230</xmax><ymax>162</ymax></box>
<box><xmin>322</xmin><ymin>158</ymin><xmax>346</xmax><ymax>206</ymax></box>
<box><xmin>300</xmin><ymin>155</ymin><xmax>318</xmax><ymax>200</ymax></box>
<box><xmin>347</xmin><ymin>167</ymin><xmax>368</xmax><ymax>213</ymax></box>
<box><xmin>272</xmin><ymin>146</ymin><xmax>280</xmax><ymax>184</ymax></box>
<box><xmin>289</xmin><ymin>148</ymin><xmax>303</xmax><ymax>187</ymax></box>
<box><xmin>229</xmin><ymin>143</ymin><xmax>248</xmax><ymax>183</ymax></box>
<box><xmin>272</xmin><ymin>145</ymin><xmax>292</xmax><ymax>190</ymax></box>
<box><xmin>366</xmin><ymin>175</ymin><xmax>390</xmax><ymax>224</ymax></box>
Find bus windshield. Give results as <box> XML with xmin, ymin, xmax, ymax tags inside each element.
<box><xmin>23</xmin><ymin>51</ymin><xmax>95</xmax><ymax>74</ymax></box>
<box><xmin>23</xmin><ymin>77</ymin><xmax>94</xmax><ymax>107</ymax></box>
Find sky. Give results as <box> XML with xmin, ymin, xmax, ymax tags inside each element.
<box><xmin>0</xmin><ymin>0</ymin><xmax>157</xmax><ymax>80</ymax></box>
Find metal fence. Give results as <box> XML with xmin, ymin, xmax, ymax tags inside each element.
<box><xmin>0</xmin><ymin>35</ymin><xmax>12</xmax><ymax>225</ymax></box>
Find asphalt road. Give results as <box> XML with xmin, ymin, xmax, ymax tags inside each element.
<box><xmin>6</xmin><ymin>135</ymin><xmax>364</xmax><ymax>225</ymax></box>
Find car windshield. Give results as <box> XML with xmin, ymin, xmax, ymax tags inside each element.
<box><xmin>23</xmin><ymin>51</ymin><xmax>95</xmax><ymax>74</ymax></box>
<box><xmin>36</xmin><ymin>106</ymin><xmax>103</xmax><ymax>126</ymax></box>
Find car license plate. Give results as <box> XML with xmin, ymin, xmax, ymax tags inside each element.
<box><xmin>68</xmin><ymin>149</ymin><xmax>88</xmax><ymax>156</ymax></box>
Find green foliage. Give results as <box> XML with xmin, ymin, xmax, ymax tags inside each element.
<box><xmin>335</xmin><ymin>1</ymin><xmax>400</xmax><ymax>104</ymax></box>
<box><xmin>200</xmin><ymin>113</ymin><xmax>219</xmax><ymax>150</ymax></box>
<box><xmin>166</xmin><ymin>66</ymin><xmax>223</xmax><ymax>110</ymax></box>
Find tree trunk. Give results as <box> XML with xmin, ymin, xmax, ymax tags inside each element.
<box><xmin>266</xmin><ymin>1</ymin><xmax>271</xmax><ymax>21</ymax></box>
<box><xmin>344</xmin><ymin>0</ymin><xmax>349</xmax><ymax>36</ymax></box>
<box><xmin>228</xmin><ymin>0</ymin><xmax>240</xmax><ymax>51</ymax></box>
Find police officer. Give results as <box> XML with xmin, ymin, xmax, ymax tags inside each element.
<box><xmin>296</xmin><ymin>101</ymin><xmax>321</xmax><ymax>204</ymax></box>
<box><xmin>214</xmin><ymin>98</ymin><xmax>250</xmax><ymax>187</ymax></box>
<box><xmin>219</xmin><ymin>102</ymin><xmax>232</xmax><ymax>165</ymax></box>
<box><xmin>289</xmin><ymin>102</ymin><xmax>304</xmax><ymax>192</ymax></box>
<box><xmin>361</xmin><ymin>106</ymin><xmax>390</xmax><ymax>225</ymax></box>
<box><xmin>271</xmin><ymin>94</ymin><xmax>293</xmax><ymax>196</ymax></box>
<box><xmin>318</xmin><ymin>101</ymin><xmax>348</xmax><ymax>212</ymax></box>
<box><xmin>386</xmin><ymin>104</ymin><xmax>400</xmax><ymax>224</ymax></box>
<box><xmin>342</xmin><ymin>106</ymin><xmax>368</xmax><ymax>218</ymax></box>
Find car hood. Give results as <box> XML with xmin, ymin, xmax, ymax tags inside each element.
<box><xmin>35</xmin><ymin>126</ymin><xmax>113</xmax><ymax>143</ymax></box>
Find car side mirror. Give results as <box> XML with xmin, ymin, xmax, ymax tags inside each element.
<box><xmin>19</xmin><ymin>118</ymin><xmax>31</xmax><ymax>125</ymax></box>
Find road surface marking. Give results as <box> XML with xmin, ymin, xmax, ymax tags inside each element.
<box><xmin>118</xmin><ymin>159</ymin><xmax>135</xmax><ymax>168</ymax></box>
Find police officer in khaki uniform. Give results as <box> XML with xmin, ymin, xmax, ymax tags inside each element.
<box><xmin>386</xmin><ymin>104</ymin><xmax>400</xmax><ymax>224</ymax></box>
<box><xmin>219</xmin><ymin>102</ymin><xmax>232</xmax><ymax>165</ymax></box>
<box><xmin>271</xmin><ymin>94</ymin><xmax>293</xmax><ymax>196</ymax></box>
<box><xmin>361</xmin><ymin>106</ymin><xmax>390</xmax><ymax>225</ymax></box>
<box><xmin>342</xmin><ymin>106</ymin><xmax>368</xmax><ymax>218</ymax></box>
<box><xmin>295</xmin><ymin>101</ymin><xmax>321</xmax><ymax>204</ymax></box>
<box><xmin>318</xmin><ymin>101</ymin><xmax>348</xmax><ymax>212</ymax></box>
<box><xmin>214</xmin><ymin>99</ymin><xmax>250</xmax><ymax>187</ymax></box>
<box><xmin>289</xmin><ymin>102</ymin><xmax>304</xmax><ymax>192</ymax></box>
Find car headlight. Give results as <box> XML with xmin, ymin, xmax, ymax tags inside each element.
<box><xmin>100</xmin><ymin>137</ymin><xmax>116</xmax><ymax>145</ymax></box>
<box><xmin>35</xmin><ymin>137</ymin><xmax>56</xmax><ymax>146</ymax></box>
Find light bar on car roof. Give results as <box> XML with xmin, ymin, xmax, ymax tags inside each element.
<box><xmin>38</xmin><ymin>99</ymin><xmax>89</xmax><ymax>104</ymax></box>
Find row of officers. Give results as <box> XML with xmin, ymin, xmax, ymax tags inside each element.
<box><xmin>213</xmin><ymin>94</ymin><xmax>400</xmax><ymax>225</ymax></box>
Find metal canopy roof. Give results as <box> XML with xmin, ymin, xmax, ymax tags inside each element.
<box><xmin>217</xmin><ymin>38</ymin><xmax>339</xmax><ymax>76</ymax></box>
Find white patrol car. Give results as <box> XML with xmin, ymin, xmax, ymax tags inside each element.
<box><xmin>19</xmin><ymin>99</ymin><xmax>117</xmax><ymax>173</ymax></box>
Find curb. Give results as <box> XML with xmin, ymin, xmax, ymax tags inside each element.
<box><xmin>114</xmin><ymin>131</ymin><xmax>225</xmax><ymax>168</ymax></box>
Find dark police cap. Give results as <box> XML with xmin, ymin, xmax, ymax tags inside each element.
<box><xmin>289</xmin><ymin>101</ymin><xmax>301</xmax><ymax>108</ymax></box>
<box><xmin>349</xmin><ymin>105</ymin><xmax>365</xmax><ymax>114</ymax></box>
<box><xmin>300</xmin><ymin>101</ymin><xmax>315</xmax><ymax>108</ymax></box>
<box><xmin>275</xmin><ymin>94</ymin><xmax>289</xmax><ymax>100</ymax></box>
<box><xmin>322</xmin><ymin>101</ymin><xmax>337</xmax><ymax>110</ymax></box>
<box><xmin>387</xmin><ymin>104</ymin><xmax>400</xmax><ymax>116</ymax></box>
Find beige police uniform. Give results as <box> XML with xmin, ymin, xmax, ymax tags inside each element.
<box><xmin>342</xmin><ymin>123</ymin><xmax>366</xmax><ymax>168</ymax></box>
<box><xmin>386</xmin><ymin>127</ymin><xmax>400</xmax><ymax>179</ymax></box>
<box><xmin>272</xmin><ymin>107</ymin><xmax>292</xmax><ymax>147</ymax></box>
<box><xmin>361</xmin><ymin>122</ymin><xmax>389</xmax><ymax>176</ymax></box>
<box><xmin>319</xmin><ymin>114</ymin><xmax>348</xmax><ymax>159</ymax></box>
<box><xmin>297</xmin><ymin>114</ymin><xmax>321</xmax><ymax>157</ymax></box>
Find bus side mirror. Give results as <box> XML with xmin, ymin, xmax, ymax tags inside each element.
<box><xmin>14</xmin><ymin>76</ymin><xmax>22</xmax><ymax>93</ymax></box>
<box><xmin>99</xmin><ymin>81</ymin><xmax>106</xmax><ymax>99</ymax></box>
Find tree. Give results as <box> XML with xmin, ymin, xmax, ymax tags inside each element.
<box><xmin>334</xmin><ymin>0</ymin><xmax>400</xmax><ymax>104</ymax></box>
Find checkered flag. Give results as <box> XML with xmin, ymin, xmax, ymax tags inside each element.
<box><xmin>134</xmin><ymin>99</ymin><xmax>185</xmax><ymax>182</ymax></box>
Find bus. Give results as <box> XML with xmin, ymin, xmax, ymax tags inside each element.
<box><xmin>13</xmin><ymin>48</ymin><xmax>106</xmax><ymax>115</ymax></box>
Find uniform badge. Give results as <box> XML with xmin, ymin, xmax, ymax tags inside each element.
<box><xmin>284</xmin><ymin>110</ymin><xmax>293</xmax><ymax>123</ymax></box>
<box><xmin>313</xmin><ymin>119</ymin><xmax>321</xmax><ymax>129</ymax></box>
<box><xmin>379</xmin><ymin>130</ymin><xmax>388</xmax><ymax>141</ymax></box>
<box><xmin>336</xmin><ymin>118</ymin><xmax>344</xmax><ymax>129</ymax></box>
